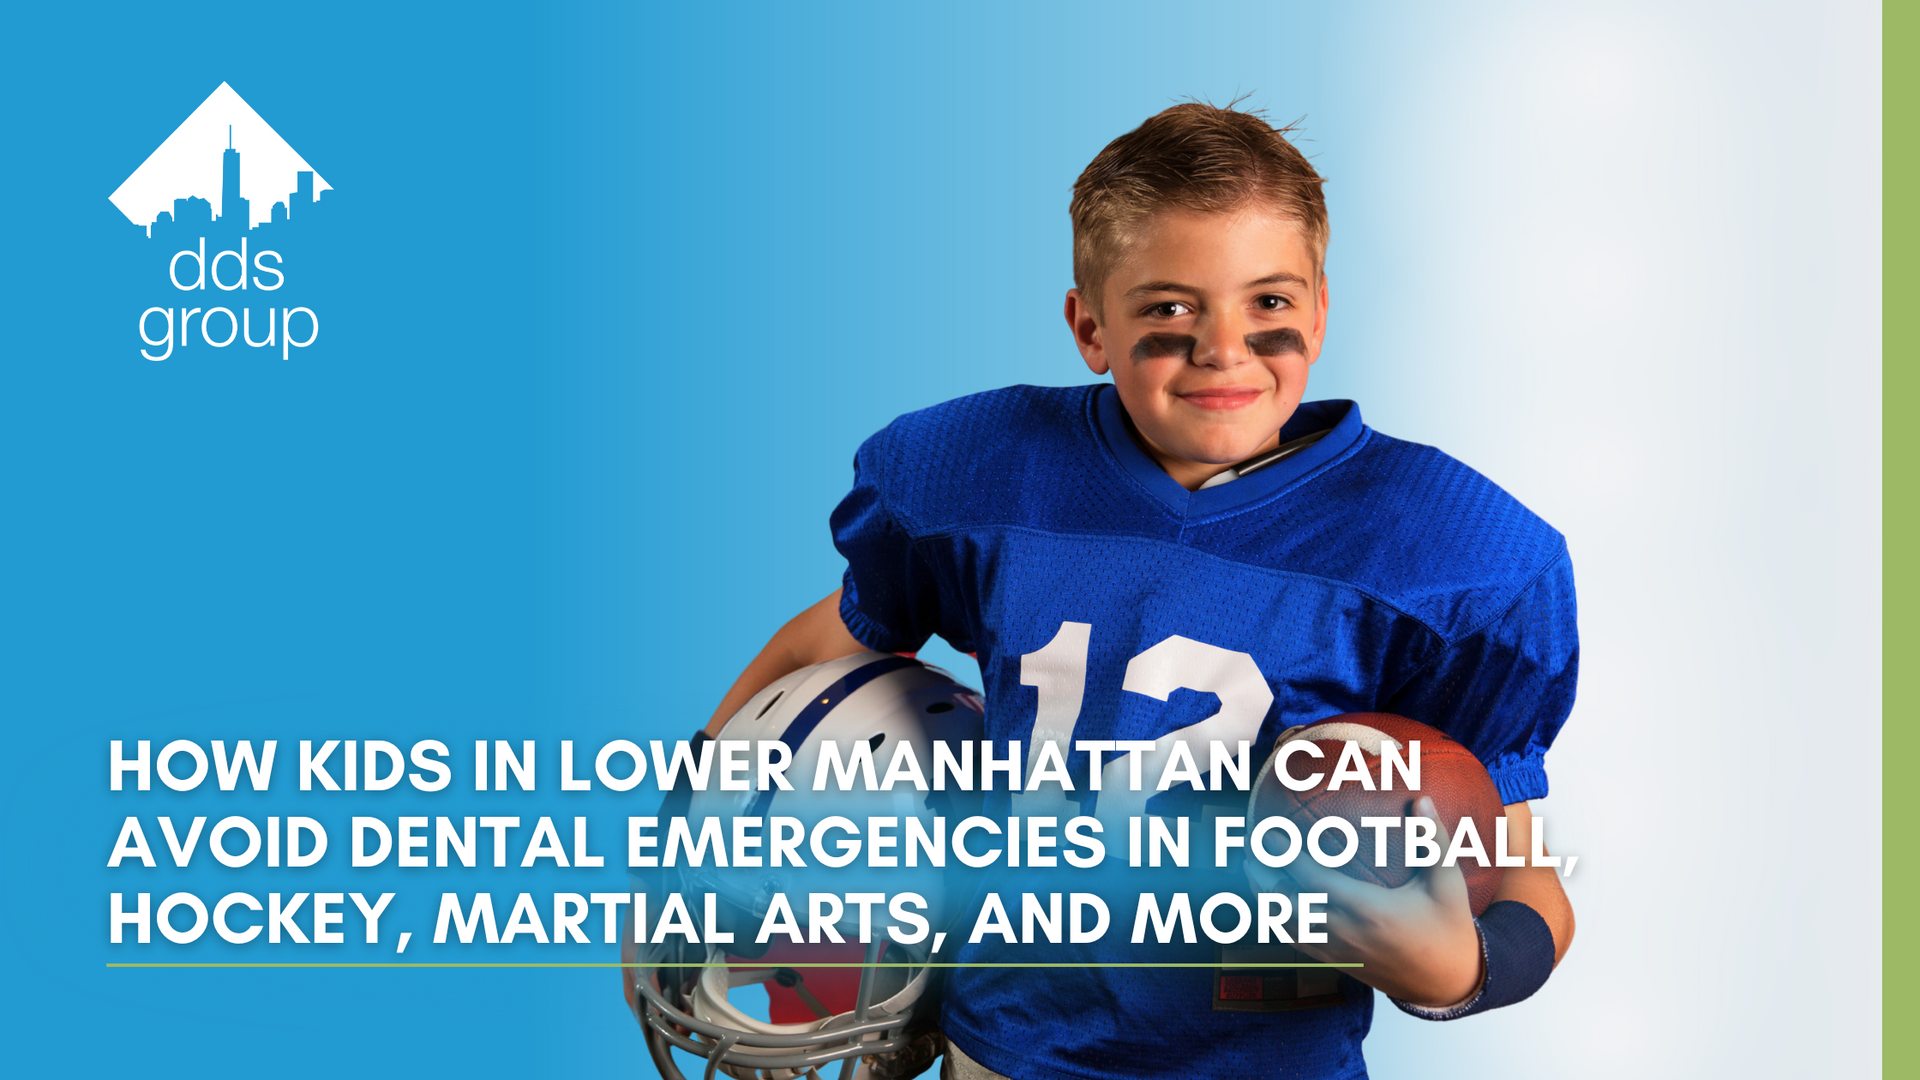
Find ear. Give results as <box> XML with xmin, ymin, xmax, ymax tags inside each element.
<box><xmin>1065</xmin><ymin>289</ymin><xmax>1111</xmax><ymax>376</ymax></box>
<box><xmin>1305</xmin><ymin>274</ymin><xmax>1331</xmax><ymax>366</ymax></box>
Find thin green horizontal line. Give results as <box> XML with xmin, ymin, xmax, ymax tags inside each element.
<box><xmin>107</xmin><ymin>961</ymin><xmax>1360</xmax><ymax>969</ymax></box>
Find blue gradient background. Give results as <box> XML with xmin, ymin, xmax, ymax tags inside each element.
<box><xmin>0</xmin><ymin>2</ymin><xmax>1879</xmax><ymax>1076</ymax></box>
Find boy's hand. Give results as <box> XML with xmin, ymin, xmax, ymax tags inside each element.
<box><xmin>1267</xmin><ymin>796</ymin><xmax>1484</xmax><ymax>1008</ymax></box>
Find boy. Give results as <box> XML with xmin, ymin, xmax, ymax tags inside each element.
<box><xmin>700</xmin><ymin>103</ymin><xmax>1577</xmax><ymax>1080</ymax></box>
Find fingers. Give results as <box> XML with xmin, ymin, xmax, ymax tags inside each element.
<box><xmin>1267</xmin><ymin>851</ymin><xmax>1344</xmax><ymax>891</ymax></box>
<box><xmin>1404</xmin><ymin>796</ymin><xmax>1471</xmax><ymax>907</ymax></box>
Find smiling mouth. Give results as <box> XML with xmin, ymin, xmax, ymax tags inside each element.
<box><xmin>1178</xmin><ymin>387</ymin><xmax>1263</xmax><ymax>410</ymax></box>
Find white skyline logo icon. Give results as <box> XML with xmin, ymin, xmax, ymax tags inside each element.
<box><xmin>109</xmin><ymin>82</ymin><xmax>331</xmax><ymax>233</ymax></box>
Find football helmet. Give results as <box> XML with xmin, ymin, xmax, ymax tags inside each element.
<box><xmin>623</xmin><ymin>652</ymin><xmax>986</xmax><ymax>1080</ymax></box>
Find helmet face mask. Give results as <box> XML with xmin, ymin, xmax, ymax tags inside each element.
<box><xmin>625</xmin><ymin>653</ymin><xmax>984</xmax><ymax>1080</ymax></box>
<box><xmin>630</xmin><ymin>935</ymin><xmax>935</xmax><ymax>1080</ymax></box>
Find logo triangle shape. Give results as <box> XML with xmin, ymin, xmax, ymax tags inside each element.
<box><xmin>109</xmin><ymin>82</ymin><xmax>331</xmax><ymax>233</ymax></box>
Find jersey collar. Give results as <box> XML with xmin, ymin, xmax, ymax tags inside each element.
<box><xmin>1091</xmin><ymin>384</ymin><xmax>1365</xmax><ymax>519</ymax></box>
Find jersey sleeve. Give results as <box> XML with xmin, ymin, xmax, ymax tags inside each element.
<box><xmin>829</xmin><ymin>427</ymin><xmax>948</xmax><ymax>654</ymax></box>
<box><xmin>1383</xmin><ymin>549</ymin><xmax>1579</xmax><ymax>804</ymax></box>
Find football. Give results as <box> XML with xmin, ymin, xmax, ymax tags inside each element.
<box><xmin>1248</xmin><ymin>713</ymin><xmax>1506</xmax><ymax>914</ymax></box>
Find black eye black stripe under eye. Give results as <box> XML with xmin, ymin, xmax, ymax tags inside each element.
<box><xmin>1247</xmin><ymin>328</ymin><xmax>1305</xmax><ymax>356</ymax></box>
<box><xmin>1131</xmin><ymin>333</ymin><xmax>1195</xmax><ymax>360</ymax></box>
<box><xmin>1129</xmin><ymin>328</ymin><xmax>1306</xmax><ymax>361</ymax></box>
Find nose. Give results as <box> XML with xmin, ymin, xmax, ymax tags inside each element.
<box><xmin>1190</xmin><ymin>311</ymin><xmax>1250</xmax><ymax>370</ymax></box>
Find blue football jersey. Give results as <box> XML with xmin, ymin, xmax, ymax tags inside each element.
<box><xmin>831</xmin><ymin>384</ymin><xmax>1578</xmax><ymax>1080</ymax></box>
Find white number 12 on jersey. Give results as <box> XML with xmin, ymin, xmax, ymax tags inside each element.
<box><xmin>1017</xmin><ymin>620</ymin><xmax>1273</xmax><ymax>822</ymax></box>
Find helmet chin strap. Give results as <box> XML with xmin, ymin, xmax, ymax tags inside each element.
<box><xmin>771</xmin><ymin>967</ymin><xmax>834</xmax><ymax>1020</ymax></box>
<box><xmin>1198</xmin><ymin>427</ymin><xmax>1332</xmax><ymax>490</ymax></box>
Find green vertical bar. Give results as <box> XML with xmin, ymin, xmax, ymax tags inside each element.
<box><xmin>1890</xmin><ymin>4</ymin><xmax>1910</xmax><ymax>1078</ymax></box>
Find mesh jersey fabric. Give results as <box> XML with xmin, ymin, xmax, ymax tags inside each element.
<box><xmin>830</xmin><ymin>384</ymin><xmax>1579</xmax><ymax>1080</ymax></box>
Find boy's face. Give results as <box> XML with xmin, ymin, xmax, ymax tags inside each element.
<box><xmin>1066</xmin><ymin>206</ymin><xmax>1329</xmax><ymax>490</ymax></box>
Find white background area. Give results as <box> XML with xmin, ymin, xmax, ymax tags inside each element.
<box><xmin>1309</xmin><ymin>4</ymin><xmax>1880</xmax><ymax>1076</ymax></box>
<box><xmin>952</xmin><ymin>3</ymin><xmax>1882</xmax><ymax>1074</ymax></box>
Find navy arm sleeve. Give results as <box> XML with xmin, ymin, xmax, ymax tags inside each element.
<box><xmin>829</xmin><ymin>427</ymin><xmax>947</xmax><ymax>654</ymax></box>
<box><xmin>1384</xmin><ymin>549</ymin><xmax>1579</xmax><ymax>804</ymax></box>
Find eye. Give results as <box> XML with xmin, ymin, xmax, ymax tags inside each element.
<box><xmin>1143</xmin><ymin>301</ymin><xmax>1193</xmax><ymax>318</ymax></box>
<box><xmin>1255</xmin><ymin>294</ymin><xmax>1291</xmax><ymax>311</ymax></box>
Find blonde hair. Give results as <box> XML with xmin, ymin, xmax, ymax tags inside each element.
<box><xmin>1070</xmin><ymin>102</ymin><xmax>1329</xmax><ymax>311</ymax></box>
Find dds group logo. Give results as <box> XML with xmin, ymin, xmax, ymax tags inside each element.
<box><xmin>110</xmin><ymin>83</ymin><xmax>331</xmax><ymax>362</ymax></box>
